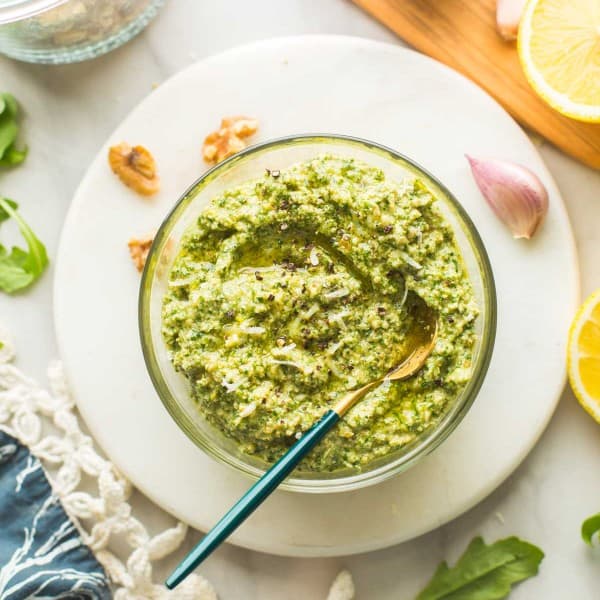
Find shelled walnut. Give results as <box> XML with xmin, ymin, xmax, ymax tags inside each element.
<box><xmin>128</xmin><ymin>234</ymin><xmax>154</xmax><ymax>272</ymax></box>
<box><xmin>109</xmin><ymin>142</ymin><xmax>160</xmax><ymax>196</ymax></box>
<box><xmin>202</xmin><ymin>116</ymin><xmax>259</xmax><ymax>164</ymax></box>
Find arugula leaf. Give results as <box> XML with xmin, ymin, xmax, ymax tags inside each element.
<box><xmin>0</xmin><ymin>197</ymin><xmax>48</xmax><ymax>293</ymax></box>
<box><xmin>582</xmin><ymin>513</ymin><xmax>600</xmax><ymax>546</ymax></box>
<box><xmin>1</xmin><ymin>93</ymin><xmax>18</xmax><ymax>118</ymax></box>
<box><xmin>0</xmin><ymin>198</ymin><xmax>18</xmax><ymax>223</ymax></box>
<box><xmin>0</xmin><ymin>145</ymin><xmax>27</xmax><ymax>167</ymax></box>
<box><xmin>0</xmin><ymin>114</ymin><xmax>17</xmax><ymax>158</ymax></box>
<box><xmin>0</xmin><ymin>92</ymin><xmax>26</xmax><ymax>167</ymax></box>
<box><xmin>416</xmin><ymin>536</ymin><xmax>544</xmax><ymax>600</ymax></box>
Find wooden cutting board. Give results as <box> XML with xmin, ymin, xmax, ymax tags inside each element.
<box><xmin>353</xmin><ymin>0</ymin><xmax>600</xmax><ymax>169</ymax></box>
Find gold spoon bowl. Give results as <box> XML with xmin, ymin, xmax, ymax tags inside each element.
<box><xmin>333</xmin><ymin>297</ymin><xmax>438</xmax><ymax>418</ymax></box>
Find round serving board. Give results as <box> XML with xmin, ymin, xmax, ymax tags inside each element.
<box><xmin>54</xmin><ymin>36</ymin><xmax>579</xmax><ymax>557</ymax></box>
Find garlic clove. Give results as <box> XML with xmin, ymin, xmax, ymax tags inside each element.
<box><xmin>496</xmin><ymin>0</ymin><xmax>527</xmax><ymax>41</ymax></box>
<box><xmin>466</xmin><ymin>155</ymin><xmax>549</xmax><ymax>239</ymax></box>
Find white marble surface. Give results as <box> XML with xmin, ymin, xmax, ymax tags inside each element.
<box><xmin>1</xmin><ymin>1</ymin><xmax>600</xmax><ymax>598</ymax></box>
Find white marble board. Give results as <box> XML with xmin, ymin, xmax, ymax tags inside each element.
<box><xmin>54</xmin><ymin>36</ymin><xmax>579</xmax><ymax>557</ymax></box>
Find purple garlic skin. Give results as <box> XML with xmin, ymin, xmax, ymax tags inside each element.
<box><xmin>466</xmin><ymin>155</ymin><xmax>549</xmax><ymax>239</ymax></box>
<box><xmin>496</xmin><ymin>0</ymin><xmax>527</xmax><ymax>41</ymax></box>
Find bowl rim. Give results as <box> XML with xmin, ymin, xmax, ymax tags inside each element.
<box><xmin>139</xmin><ymin>133</ymin><xmax>497</xmax><ymax>493</ymax></box>
<box><xmin>0</xmin><ymin>0</ymin><xmax>65</xmax><ymax>25</ymax></box>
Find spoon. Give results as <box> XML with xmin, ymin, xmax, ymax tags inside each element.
<box><xmin>166</xmin><ymin>298</ymin><xmax>437</xmax><ymax>589</ymax></box>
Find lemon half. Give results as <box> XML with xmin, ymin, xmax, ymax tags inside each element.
<box><xmin>518</xmin><ymin>0</ymin><xmax>600</xmax><ymax>123</ymax></box>
<box><xmin>568</xmin><ymin>289</ymin><xmax>600</xmax><ymax>422</ymax></box>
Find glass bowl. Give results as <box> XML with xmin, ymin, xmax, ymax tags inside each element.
<box><xmin>0</xmin><ymin>0</ymin><xmax>164</xmax><ymax>63</ymax></box>
<box><xmin>139</xmin><ymin>134</ymin><xmax>497</xmax><ymax>493</ymax></box>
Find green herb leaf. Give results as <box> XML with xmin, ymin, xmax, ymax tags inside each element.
<box><xmin>582</xmin><ymin>513</ymin><xmax>600</xmax><ymax>546</ymax></box>
<box><xmin>0</xmin><ymin>145</ymin><xmax>27</xmax><ymax>167</ymax></box>
<box><xmin>1</xmin><ymin>93</ymin><xmax>19</xmax><ymax>118</ymax></box>
<box><xmin>0</xmin><ymin>197</ymin><xmax>48</xmax><ymax>294</ymax></box>
<box><xmin>416</xmin><ymin>536</ymin><xmax>544</xmax><ymax>600</ymax></box>
<box><xmin>0</xmin><ymin>198</ymin><xmax>18</xmax><ymax>223</ymax></box>
<box><xmin>0</xmin><ymin>93</ymin><xmax>26</xmax><ymax>167</ymax></box>
<box><xmin>0</xmin><ymin>115</ymin><xmax>17</xmax><ymax>158</ymax></box>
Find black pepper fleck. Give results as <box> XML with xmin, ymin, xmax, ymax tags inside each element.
<box><xmin>265</xmin><ymin>168</ymin><xmax>281</xmax><ymax>178</ymax></box>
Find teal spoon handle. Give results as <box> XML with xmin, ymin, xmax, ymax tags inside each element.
<box><xmin>166</xmin><ymin>408</ymin><xmax>340</xmax><ymax>589</ymax></box>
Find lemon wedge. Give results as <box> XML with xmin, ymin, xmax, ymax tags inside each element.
<box><xmin>568</xmin><ymin>289</ymin><xmax>600</xmax><ymax>422</ymax></box>
<box><xmin>518</xmin><ymin>0</ymin><xmax>600</xmax><ymax>123</ymax></box>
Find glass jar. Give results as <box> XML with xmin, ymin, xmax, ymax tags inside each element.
<box><xmin>0</xmin><ymin>0</ymin><xmax>164</xmax><ymax>63</ymax></box>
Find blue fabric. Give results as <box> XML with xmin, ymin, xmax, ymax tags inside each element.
<box><xmin>0</xmin><ymin>430</ymin><xmax>111</xmax><ymax>599</ymax></box>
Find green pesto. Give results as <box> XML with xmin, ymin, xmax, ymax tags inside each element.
<box><xmin>162</xmin><ymin>156</ymin><xmax>478</xmax><ymax>472</ymax></box>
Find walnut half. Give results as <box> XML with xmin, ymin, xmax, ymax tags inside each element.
<box><xmin>128</xmin><ymin>234</ymin><xmax>154</xmax><ymax>272</ymax></box>
<box><xmin>202</xmin><ymin>116</ymin><xmax>259</xmax><ymax>165</ymax></box>
<box><xmin>109</xmin><ymin>142</ymin><xmax>160</xmax><ymax>196</ymax></box>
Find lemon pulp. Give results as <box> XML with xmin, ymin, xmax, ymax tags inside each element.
<box><xmin>519</xmin><ymin>0</ymin><xmax>600</xmax><ymax>122</ymax></box>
